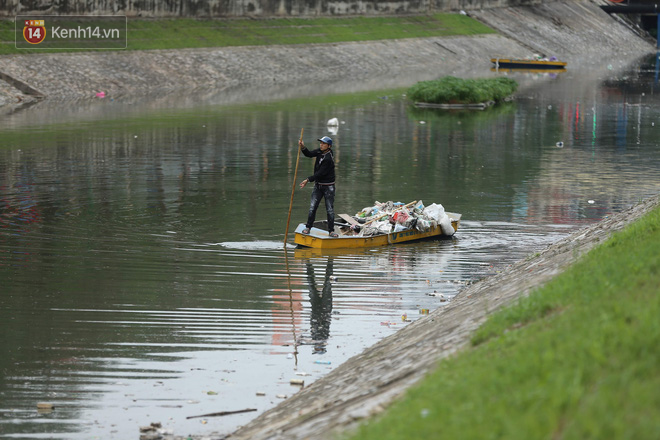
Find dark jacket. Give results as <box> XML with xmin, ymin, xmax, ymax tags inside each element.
<box><xmin>302</xmin><ymin>148</ymin><xmax>335</xmax><ymax>185</ymax></box>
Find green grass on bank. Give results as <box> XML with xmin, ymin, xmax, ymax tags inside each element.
<box><xmin>0</xmin><ymin>14</ymin><xmax>495</xmax><ymax>55</ymax></box>
<box><xmin>348</xmin><ymin>203</ymin><xmax>660</xmax><ymax>440</ymax></box>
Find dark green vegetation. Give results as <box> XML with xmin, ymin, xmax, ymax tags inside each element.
<box><xmin>407</xmin><ymin>75</ymin><xmax>518</xmax><ymax>105</ymax></box>
<box><xmin>349</xmin><ymin>204</ymin><xmax>660</xmax><ymax>439</ymax></box>
<box><xmin>0</xmin><ymin>14</ymin><xmax>495</xmax><ymax>54</ymax></box>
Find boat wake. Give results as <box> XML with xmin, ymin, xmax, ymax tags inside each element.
<box><xmin>217</xmin><ymin>240</ymin><xmax>295</xmax><ymax>250</ymax></box>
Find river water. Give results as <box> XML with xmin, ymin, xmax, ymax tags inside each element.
<box><xmin>1</xmin><ymin>55</ymin><xmax>660</xmax><ymax>439</ymax></box>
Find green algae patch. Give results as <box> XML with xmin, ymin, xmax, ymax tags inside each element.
<box><xmin>407</xmin><ymin>76</ymin><xmax>518</xmax><ymax>105</ymax></box>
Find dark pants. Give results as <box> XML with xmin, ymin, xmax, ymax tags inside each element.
<box><xmin>306</xmin><ymin>184</ymin><xmax>335</xmax><ymax>233</ymax></box>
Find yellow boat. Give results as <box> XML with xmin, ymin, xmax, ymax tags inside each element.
<box><xmin>293</xmin><ymin>212</ymin><xmax>461</xmax><ymax>250</ymax></box>
<box><xmin>490</xmin><ymin>67</ymin><xmax>567</xmax><ymax>75</ymax></box>
<box><xmin>491</xmin><ymin>58</ymin><xmax>567</xmax><ymax>69</ymax></box>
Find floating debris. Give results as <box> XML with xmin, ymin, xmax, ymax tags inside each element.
<box><xmin>187</xmin><ymin>408</ymin><xmax>257</xmax><ymax>419</ymax></box>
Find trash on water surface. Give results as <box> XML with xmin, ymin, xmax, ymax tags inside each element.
<box><xmin>290</xmin><ymin>378</ymin><xmax>305</xmax><ymax>386</ymax></box>
<box><xmin>428</xmin><ymin>291</ymin><xmax>448</xmax><ymax>301</ymax></box>
<box><xmin>139</xmin><ymin>422</ymin><xmax>162</xmax><ymax>433</ymax></box>
<box><xmin>314</xmin><ymin>360</ymin><xmax>331</xmax><ymax>365</ymax></box>
<box><xmin>187</xmin><ymin>408</ymin><xmax>257</xmax><ymax>419</ymax></box>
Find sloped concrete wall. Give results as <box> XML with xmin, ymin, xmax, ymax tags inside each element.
<box><xmin>0</xmin><ymin>0</ymin><xmax>654</xmax><ymax>108</ymax></box>
<box><xmin>1</xmin><ymin>0</ymin><xmax>543</xmax><ymax>18</ymax></box>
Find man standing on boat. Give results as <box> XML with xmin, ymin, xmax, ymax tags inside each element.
<box><xmin>299</xmin><ymin>136</ymin><xmax>337</xmax><ymax>238</ymax></box>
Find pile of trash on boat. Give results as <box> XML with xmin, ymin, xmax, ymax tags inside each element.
<box><xmin>340</xmin><ymin>200</ymin><xmax>455</xmax><ymax>237</ymax></box>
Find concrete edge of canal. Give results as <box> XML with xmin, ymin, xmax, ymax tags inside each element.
<box><xmin>0</xmin><ymin>0</ymin><xmax>657</xmax><ymax>110</ymax></box>
<box><xmin>218</xmin><ymin>195</ymin><xmax>660</xmax><ymax>440</ymax></box>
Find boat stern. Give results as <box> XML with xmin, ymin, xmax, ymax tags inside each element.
<box><xmin>293</xmin><ymin>224</ymin><xmax>334</xmax><ymax>248</ymax></box>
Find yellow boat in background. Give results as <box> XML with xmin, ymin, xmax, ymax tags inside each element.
<box><xmin>293</xmin><ymin>212</ymin><xmax>461</xmax><ymax>250</ymax></box>
<box><xmin>490</xmin><ymin>67</ymin><xmax>566</xmax><ymax>75</ymax></box>
<box><xmin>491</xmin><ymin>58</ymin><xmax>567</xmax><ymax>69</ymax></box>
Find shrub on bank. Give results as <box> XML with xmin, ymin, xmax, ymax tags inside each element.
<box><xmin>407</xmin><ymin>76</ymin><xmax>518</xmax><ymax>105</ymax></box>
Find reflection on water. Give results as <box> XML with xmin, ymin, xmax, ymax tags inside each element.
<box><xmin>304</xmin><ymin>258</ymin><xmax>334</xmax><ymax>355</ymax></box>
<box><xmin>1</xmin><ymin>56</ymin><xmax>660</xmax><ymax>439</ymax></box>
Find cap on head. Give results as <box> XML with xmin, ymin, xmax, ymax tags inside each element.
<box><xmin>317</xmin><ymin>136</ymin><xmax>333</xmax><ymax>146</ymax></box>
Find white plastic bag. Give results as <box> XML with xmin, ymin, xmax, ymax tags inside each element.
<box><xmin>439</xmin><ymin>215</ymin><xmax>454</xmax><ymax>236</ymax></box>
<box><xmin>393</xmin><ymin>223</ymin><xmax>407</xmax><ymax>232</ymax></box>
<box><xmin>422</xmin><ymin>203</ymin><xmax>454</xmax><ymax>236</ymax></box>
<box><xmin>416</xmin><ymin>218</ymin><xmax>431</xmax><ymax>232</ymax></box>
<box><xmin>374</xmin><ymin>220</ymin><xmax>392</xmax><ymax>234</ymax></box>
<box><xmin>422</xmin><ymin>203</ymin><xmax>446</xmax><ymax>222</ymax></box>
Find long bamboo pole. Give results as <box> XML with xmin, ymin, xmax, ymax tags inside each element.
<box><xmin>284</xmin><ymin>128</ymin><xmax>304</xmax><ymax>244</ymax></box>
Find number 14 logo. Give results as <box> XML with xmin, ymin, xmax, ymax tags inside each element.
<box><xmin>23</xmin><ymin>20</ymin><xmax>46</xmax><ymax>44</ymax></box>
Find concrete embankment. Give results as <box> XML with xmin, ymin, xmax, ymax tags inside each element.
<box><xmin>227</xmin><ymin>193</ymin><xmax>660</xmax><ymax>440</ymax></box>
<box><xmin>0</xmin><ymin>34</ymin><xmax>533</xmax><ymax>107</ymax></box>
<box><xmin>0</xmin><ymin>0</ymin><xmax>655</xmax><ymax>109</ymax></box>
